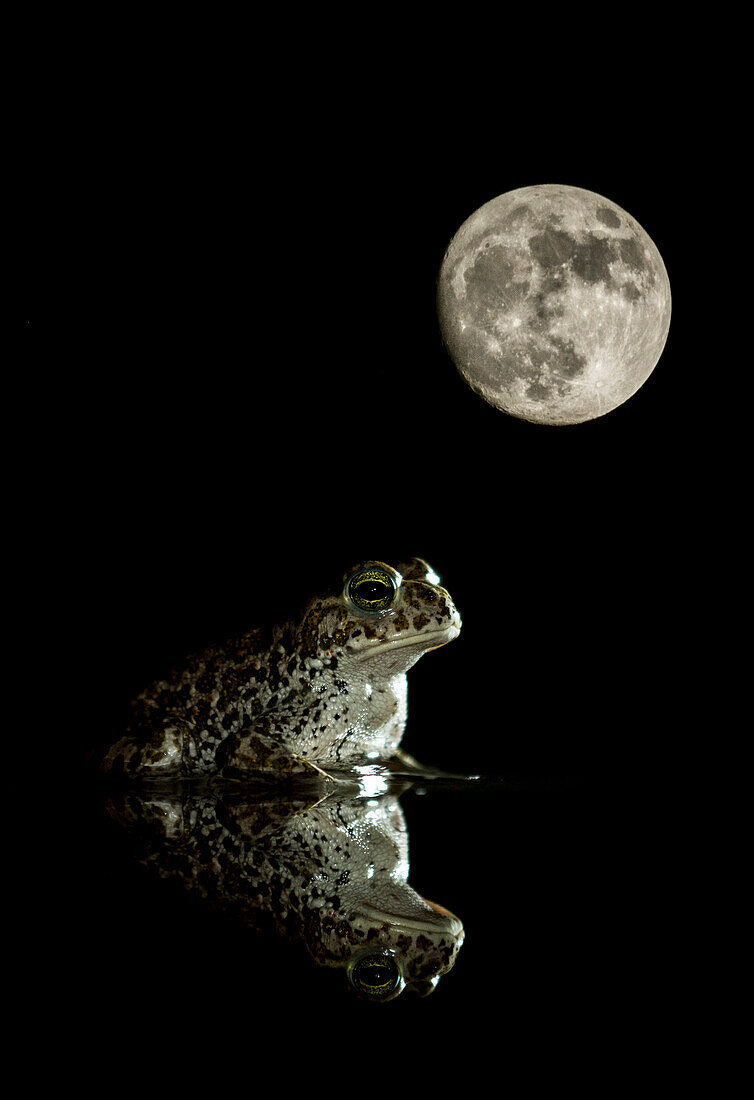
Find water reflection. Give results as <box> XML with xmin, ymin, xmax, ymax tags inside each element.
<box><xmin>105</xmin><ymin>771</ymin><xmax>465</xmax><ymax>1001</ymax></box>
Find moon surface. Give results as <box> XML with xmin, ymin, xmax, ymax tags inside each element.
<box><xmin>437</xmin><ymin>184</ymin><xmax>671</xmax><ymax>425</ymax></box>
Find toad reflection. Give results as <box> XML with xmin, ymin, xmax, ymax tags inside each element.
<box><xmin>106</xmin><ymin>776</ymin><xmax>464</xmax><ymax>1000</ymax></box>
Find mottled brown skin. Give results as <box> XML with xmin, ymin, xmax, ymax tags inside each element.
<box><xmin>102</xmin><ymin>558</ymin><xmax>461</xmax><ymax>780</ymax></box>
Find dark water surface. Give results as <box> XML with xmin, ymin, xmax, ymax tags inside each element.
<box><xmin>41</xmin><ymin>759</ymin><xmax>684</xmax><ymax>1081</ymax></box>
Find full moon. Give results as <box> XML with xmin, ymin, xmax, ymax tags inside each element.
<box><xmin>437</xmin><ymin>184</ymin><xmax>671</xmax><ymax>425</ymax></box>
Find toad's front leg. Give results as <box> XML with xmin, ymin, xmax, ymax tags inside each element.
<box><xmin>214</xmin><ymin>716</ymin><xmax>335</xmax><ymax>782</ymax></box>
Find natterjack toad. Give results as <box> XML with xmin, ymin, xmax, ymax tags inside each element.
<box><xmin>102</xmin><ymin>558</ymin><xmax>461</xmax><ymax>779</ymax></box>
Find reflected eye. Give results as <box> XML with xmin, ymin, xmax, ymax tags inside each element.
<box><xmin>347</xmin><ymin>568</ymin><xmax>397</xmax><ymax>612</ymax></box>
<box><xmin>348</xmin><ymin>952</ymin><xmax>403</xmax><ymax>1000</ymax></box>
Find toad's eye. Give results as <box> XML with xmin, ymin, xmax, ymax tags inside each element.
<box><xmin>347</xmin><ymin>568</ymin><xmax>397</xmax><ymax>612</ymax></box>
<box><xmin>348</xmin><ymin>952</ymin><xmax>403</xmax><ymax>1001</ymax></box>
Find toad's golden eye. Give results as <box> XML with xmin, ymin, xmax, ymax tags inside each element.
<box><xmin>347</xmin><ymin>568</ymin><xmax>397</xmax><ymax>612</ymax></box>
<box><xmin>348</xmin><ymin>952</ymin><xmax>403</xmax><ymax>1000</ymax></box>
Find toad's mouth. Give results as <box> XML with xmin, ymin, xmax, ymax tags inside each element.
<box><xmin>351</xmin><ymin>622</ymin><xmax>461</xmax><ymax>659</ymax></box>
<box><xmin>425</xmin><ymin>623</ymin><xmax>462</xmax><ymax>651</ymax></box>
<box><xmin>356</xmin><ymin>899</ymin><xmax>464</xmax><ymax>939</ymax></box>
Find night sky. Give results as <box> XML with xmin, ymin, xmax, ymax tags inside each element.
<box><xmin>28</xmin><ymin>123</ymin><xmax>697</xmax><ymax>781</ymax></box>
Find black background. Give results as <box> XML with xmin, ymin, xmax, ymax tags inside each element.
<box><xmin>27</xmin><ymin>93</ymin><xmax>698</xmax><ymax>781</ymax></box>
<box><xmin>18</xmin><ymin>18</ymin><xmax>721</xmax><ymax>1089</ymax></box>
